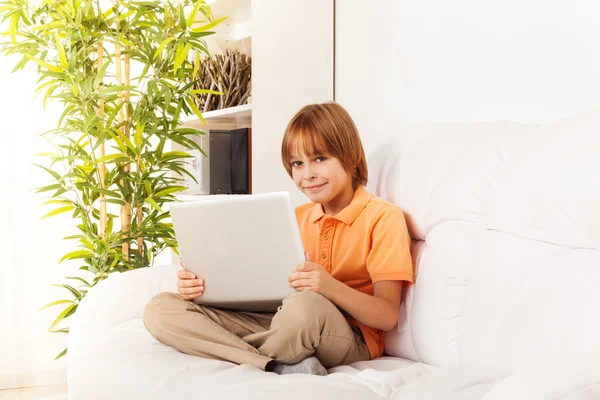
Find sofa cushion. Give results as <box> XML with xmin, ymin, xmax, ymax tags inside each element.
<box><xmin>369</xmin><ymin>110</ymin><xmax>600</xmax><ymax>370</ymax></box>
<box><xmin>70</xmin><ymin>316</ymin><xmax>508</xmax><ymax>400</ymax></box>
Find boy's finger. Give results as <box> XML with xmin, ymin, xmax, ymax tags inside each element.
<box><xmin>289</xmin><ymin>279</ymin><xmax>311</xmax><ymax>288</ymax></box>
<box><xmin>295</xmin><ymin>262</ymin><xmax>308</xmax><ymax>272</ymax></box>
<box><xmin>179</xmin><ymin>286</ymin><xmax>205</xmax><ymax>295</ymax></box>
<box><xmin>177</xmin><ymin>277</ymin><xmax>203</xmax><ymax>288</ymax></box>
<box><xmin>296</xmin><ymin>262</ymin><xmax>316</xmax><ymax>272</ymax></box>
<box><xmin>177</xmin><ymin>269</ymin><xmax>196</xmax><ymax>280</ymax></box>
<box><xmin>180</xmin><ymin>292</ymin><xmax>203</xmax><ymax>301</ymax></box>
<box><xmin>288</xmin><ymin>272</ymin><xmax>309</xmax><ymax>282</ymax></box>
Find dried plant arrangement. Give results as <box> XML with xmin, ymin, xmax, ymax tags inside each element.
<box><xmin>192</xmin><ymin>48</ymin><xmax>252</xmax><ymax>112</ymax></box>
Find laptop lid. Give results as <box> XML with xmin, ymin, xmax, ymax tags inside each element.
<box><xmin>170</xmin><ymin>192</ymin><xmax>304</xmax><ymax>311</ymax></box>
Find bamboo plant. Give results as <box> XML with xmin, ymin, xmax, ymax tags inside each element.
<box><xmin>0</xmin><ymin>0</ymin><xmax>224</xmax><ymax>359</ymax></box>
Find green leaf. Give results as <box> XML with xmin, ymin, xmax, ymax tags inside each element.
<box><xmin>62</xmin><ymin>235</ymin><xmax>85</xmax><ymax>240</ymax></box>
<box><xmin>52</xmin><ymin>284</ymin><xmax>83</xmax><ymax>300</ymax></box>
<box><xmin>118</xmin><ymin>9</ymin><xmax>135</xmax><ymax>21</ymax></box>
<box><xmin>153</xmin><ymin>37</ymin><xmax>176</xmax><ymax>59</ymax></box>
<box><xmin>173</xmin><ymin>127</ymin><xmax>205</xmax><ymax>135</ymax></box>
<box><xmin>40</xmin><ymin>205</ymin><xmax>74</xmax><ymax>220</ymax></box>
<box><xmin>86</xmin><ymin>186</ymin><xmax>121</xmax><ymax>198</ymax></box>
<box><xmin>49</xmin><ymin>328</ymin><xmax>70</xmax><ymax>334</ymax></box>
<box><xmin>9</xmin><ymin>12</ymin><xmax>18</xmax><ymax>45</ymax></box>
<box><xmin>154</xmin><ymin>186</ymin><xmax>187</xmax><ymax>197</ymax></box>
<box><xmin>184</xmin><ymin>96</ymin><xmax>206</xmax><ymax>125</ymax></box>
<box><xmin>36</xmin><ymin>184</ymin><xmax>62</xmax><ymax>193</ymax></box>
<box><xmin>113</xmin><ymin>128</ymin><xmax>136</xmax><ymax>154</ymax></box>
<box><xmin>43</xmin><ymin>84</ymin><xmax>58</xmax><ymax>109</ymax></box>
<box><xmin>42</xmin><ymin>199</ymin><xmax>72</xmax><ymax>206</ymax></box>
<box><xmin>33</xmin><ymin>163</ymin><xmax>61</xmax><ymax>180</ymax></box>
<box><xmin>186</xmin><ymin>0</ymin><xmax>203</xmax><ymax>27</ymax></box>
<box><xmin>94</xmin><ymin>153</ymin><xmax>127</xmax><ymax>164</ymax></box>
<box><xmin>24</xmin><ymin>54</ymin><xmax>62</xmax><ymax>73</ymax></box>
<box><xmin>66</xmin><ymin>275</ymin><xmax>91</xmax><ymax>286</ymax></box>
<box><xmin>191</xmin><ymin>16</ymin><xmax>226</xmax><ymax>33</ymax></box>
<box><xmin>189</xmin><ymin>89</ymin><xmax>222</xmax><ymax>96</ymax></box>
<box><xmin>179</xmin><ymin>5</ymin><xmax>186</xmax><ymax>30</ymax></box>
<box><xmin>99</xmin><ymin>85</ymin><xmax>136</xmax><ymax>95</ymax></box>
<box><xmin>57</xmin><ymin>104</ymin><xmax>76</xmax><ymax>128</ymax></box>
<box><xmin>38</xmin><ymin>299</ymin><xmax>75</xmax><ymax>312</ymax></box>
<box><xmin>54</xmin><ymin>349</ymin><xmax>67</xmax><ymax>360</ymax></box>
<box><xmin>146</xmin><ymin>196</ymin><xmax>161</xmax><ymax>211</ymax></box>
<box><xmin>162</xmin><ymin>151</ymin><xmax>193</xmax><ymax>158</ymax></box>
<box><xmin>107</xmin><ymin>215</ymin><xmax>114</xmax><ymax>235</ymax></box>
<box><xmin>60</xmin><ymin>250</ymin><xmax>93</xmax><ymax>263</ymax></box>
<box><xmin>48</xmin><ymin>304</ymin><xmax>76</xmax><ymax>331</ymax></box>
<box><xmin>173</xmin><ymin>42</ymin><xmax>185</xmax><ymax>73</ymax></box>
<box><xmin>55</xmin><ymin>31</ymin><xmax>68</xmax><ymax>70</ymax></box>
<box><xmin>104</xmin><ymin>198</ymin><xmax>126</xmax><ymax>206</ymax></box>
<box><xmin>11</xmin><ymin>55</ymin><xmax>29</xmax><ymax>73</ymax></box>
<box><xmin>31</xmin><ymin>20</ymin><xmax>64</xmax><ymax>31</ymax></box>
<box><xmin>134</xmin><ymin>121</ymin><xmax>144</xmax><ymax>148</ymax></box>
<box><xmin>35</xmin><ymin>80</ymin><xmax>57</xmax><ymax>94</ymax></box>
<box><xmin>106</xmin><ymin>129</ymin><xmax>128</xmax><ymax>153</ymax></box>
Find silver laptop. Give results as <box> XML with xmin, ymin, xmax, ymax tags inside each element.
<box><xmin>169</xmin><ymin>192</ymin><xmax>304</xmax><ymax>312</ymax></box>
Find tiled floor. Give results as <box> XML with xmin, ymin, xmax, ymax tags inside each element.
<box><xmin>0</xmin><ymin>384</ymin><xmax>67</xmax><ymax>400</ymax></box>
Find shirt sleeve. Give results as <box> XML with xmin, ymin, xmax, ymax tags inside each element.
<box><xmin>366</xmin><ymin>205</ymin><xmax>414</xmax><ymax>284</ymax></box>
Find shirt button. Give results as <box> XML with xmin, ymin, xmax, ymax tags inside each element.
<box><xmin>321</xmin><ymin>253</ymin><xmax>327</xmax><ymax>260</ymax></box>
<box><xmin>324</xmin><ymin>234</ymin><xmax>329</xmax><ymax>240</ymax></box>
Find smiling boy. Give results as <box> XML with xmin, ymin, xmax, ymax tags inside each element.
<box><xmin>144</xmin><ymin>102</ymin><xmax>413</xmax><ymax>375</ymax></box>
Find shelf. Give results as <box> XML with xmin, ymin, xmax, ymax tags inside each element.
<box><xmin>174</xmin><ymin>194</ymin><xmax>210</xmax><ymax>202</ymax></box>
<box><xmin>181</xmin><ymin>103</ymin><xmax>252</xmax><ymax>126</ymax></box>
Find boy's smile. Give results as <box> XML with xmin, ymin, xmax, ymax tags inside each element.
<box><xmin>304</xmin><ymin>182</ymin><xmax>327</xmax><ymax>192</ymax></box>
<box><xmin>290</xmin><ymin>153</ymin><xmax>355</xmax><ymax>215</ymax></box>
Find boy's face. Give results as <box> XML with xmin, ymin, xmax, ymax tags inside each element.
<box><xmin>289</xmin><ymin>151</ymin><xmax>355</xmax><ymax>213</ymax></box>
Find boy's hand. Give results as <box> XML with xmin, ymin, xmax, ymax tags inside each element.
<box><xmin>288</xmin><ymin>252</ymin><xmax>339</xmax><ymax>298</ymax></box>
<box><xmin>177</xmin><ymin>258</ymin><xmax>205</xmax><ymax>301</ymax></box>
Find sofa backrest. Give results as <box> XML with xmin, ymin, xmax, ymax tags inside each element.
<box><xmin>367</xmin><ymin>110</ymin><xmax>600</xmax><ymax>371</ymax></box>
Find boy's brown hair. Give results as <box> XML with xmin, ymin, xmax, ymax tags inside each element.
<box><xmin>281</xmin><ymin>102</ymin><xmax>368</xmax><ymax>188</ymax></box>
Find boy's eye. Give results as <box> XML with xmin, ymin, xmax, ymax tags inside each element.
<box><xmin>315</xmin><ymin>156</ymin><xmax>326</xmax><ymax>162</ymax></box>
<box><xmin>291</xmin><ymin>161</ymin><xmax>302</xmax><ymax>167</ymax></box>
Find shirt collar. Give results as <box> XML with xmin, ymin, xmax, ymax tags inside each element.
<box><xmin>309</xmin><ymin>185</ymin><xmax>372</xmax><ymax>225</ymax></box>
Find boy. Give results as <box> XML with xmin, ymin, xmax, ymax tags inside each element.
<box><xmin>144</xmin><ymin>102</ymin><xmax>413</xmax><ymax>375</ymax></box>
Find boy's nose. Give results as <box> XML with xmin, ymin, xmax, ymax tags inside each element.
<box><xmin>303</xmin><ymin>167</ymin><xmax>316</xmax><ymax>180</ymax></box>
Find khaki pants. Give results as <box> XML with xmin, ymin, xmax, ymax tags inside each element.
<box><xmin>143</xmin><ymin>290</ymin><xmax>370</xmax><ymax>370</ymax></box>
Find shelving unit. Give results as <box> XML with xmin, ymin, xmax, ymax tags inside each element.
<box><xmin>181</xmin><ymin>104</ymin><xmax>252</xmax><ymax>128</ymax></box>
<box><xmin>168</xmin><ymin>0</ymin><xmax>253</xmax><ymax>199</ymax></box>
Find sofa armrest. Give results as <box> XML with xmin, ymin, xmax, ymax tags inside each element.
<box><xmin>69</xmin><ymin>264</ymin><xmax>179</xmax><ymax>336</ymax></box>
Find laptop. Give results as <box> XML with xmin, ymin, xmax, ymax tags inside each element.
<box><xmin>169</xmin><ymin>192</ymin><xmax>304</xmax><ymax>312</ymax></box>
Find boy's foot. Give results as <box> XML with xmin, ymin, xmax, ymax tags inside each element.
<box><xmin>268</xmin><ymin>356</ymin><xmax>328</xmax><ymax>376</ymax></box>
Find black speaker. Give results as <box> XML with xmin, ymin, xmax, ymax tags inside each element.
<box><xmin>208</xmin><ymin>128</ymin><xmax>249</xmax><ymax>194</ymax></box>
<box><xmin>208</xmin><ymin>131</ymin><xmax>232</xmax><ymax>194</ymax></box>
<box><xmin>230</xmin><ymin>128</ymin><xmax>249</xmax><ymax>194</ymax></box>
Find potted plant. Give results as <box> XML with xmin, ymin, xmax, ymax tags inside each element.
<box><xmin>0</xmin><ymin>0</ymin><xmax>223</xmax><ymax>359</ymax></box>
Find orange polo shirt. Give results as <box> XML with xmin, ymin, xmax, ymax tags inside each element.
<box><xmin>295</xmin><ymin>186</ymin><xmax>413</xmax><ymax>359</ymax></box>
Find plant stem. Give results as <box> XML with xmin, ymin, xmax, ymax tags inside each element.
<box><xmin>97</xmin><ymin>41</ymin><xmax>107</xmax><ymax>240</ymax></box>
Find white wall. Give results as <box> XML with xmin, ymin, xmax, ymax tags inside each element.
<box><xmin>0</xmin><ymin>54</ymin><xmax>78</xmax><ymax>388</ymax></box>
<box><xmin>251</xmin><ymin>0</ymin><xmax>334</xmax><ymax>206</ymax></box>
<box><xmin>336</xmin><ymin>0</ymin><xmax>600</xmax><ymax>157</ymax></box>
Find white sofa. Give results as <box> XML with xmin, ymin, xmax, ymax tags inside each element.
<box><xmin>68</xmin><ymin>110</ymin><xmax>600</xmax><ymax>399</ymax></box>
